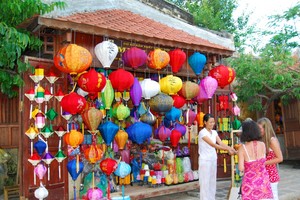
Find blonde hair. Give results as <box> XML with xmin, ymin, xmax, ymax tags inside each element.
<box><xmin>257</xmin><ymin>117</ymin><xmax>276</xmax><ymax>153</ymax></box>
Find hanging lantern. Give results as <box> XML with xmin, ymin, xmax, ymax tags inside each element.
<box><xmin>115</xmin><ymin>130</ymin><xmax>128</xmax><ymax>150</ymax></box>
<box><xmin>165</xmin><ymin>107</ymin><xmax>182</xmax><ymax>122</ymax></box>
<box><xmin>149</xmin><ymin>93</ymin><xmax>173</xmax><ymax>115</ymax></box>
<box><xmin>100</xmin><ymin>158</ymin><xmax>118</xmax><ymax>176</ymax></box>
<box><xmin>188</xmin><ymin>52</ymin><xmax>206</xmax><ymax>76</ymax></box>
<box><xmin>84</xmin><ymin>144</ymin><xmax>103</xmax><ymax>164</ymax></box>
<box><xmin>61</xmin><ymin>92</ymin><xmax>87</xmax><ymax>115</ymax></box>
<box><xmin>109</xmin><ymin>69</ymin><xmax>134</xmax><ymax>92</ymax></box>
<box><xmin>30</xmin><ymin>65</ymin><xmax>45</xmax><ymax>83</ymax></box>
<box><xmin>170</xmin><ymin>130</ymin><xmax>182</xmax><ymax>147</ymax></box>
<box><xmin>55</xmin><ymin>88</ymin><xmax>65</xmax><ymax>102</ymax></box>
<box><xmin>232</xmin><ymin>117</ymin><xmax>242</xmax><ymax>130</ymax></box>
<box><xmin>201</xmin><ymin>76</ymin><xmax>218</xmax><ymax>99</ymax></box>
<box><xmin>174</xmin><ymin>123</ymin><xmax>187</xmax><ymax>137</ymax></box>
<box><xmin>34</xmin><ymin>140</ymin><xmax>47</xmax><ymax>156</ymax></box>
<box><xmin>25</xmin><ymin>88</ymin><xmax>35</xmax><ymax>119</ymax></box>
<box><xmin>171</xmin><ymin>95</ymin><xmax>186</xmax><ymax>108</ymax></box>
<box><xmin>55</xmin><ymin>150</ymin><xmax>66</xmax><ymax>179</ymax></box>
<box><xmin>45</xmin><ymin>108</ymin><xmax>58</xmax><ymax>121</ymax></box>
<box><xmin>232</xmin><ymin>104</ymin><xmax>241</xmax><ymax>116</ymax></box>
<box><xmin>179</xmin><ymin>81</ymin><xmax>200</xmax><ymax>101</ymax></box>
<box><xmin>140</xmin><ymin>109</ymin><xmax>157</xmax><ymax>125</ymax></box>
<box><xmin>28</xmin><ymin>153</ymin><xmax>41</xmax><ymax>166</ymax></box>
<box><xmin>42</xmin><ymin>152</ymin><xmax>55</xmax><ymax>180</ymax></box>
<box><xmin>25</xmin><ymin>124</ymin><xmax>39</xmax><ymax>140</ymax></box>
<box><xmin>196</xmin><ymin>112</ymin><xmax>205</xmax><ymax>127</ymax></box>
<box><xmin>114</xmin><ymin>161</ymin><xmax>131</xmax><ymax>178</ymax></box>
<box><xmin>45</xmin><ymin>70</ymin><xmax>59</xmax><ymax>94</ymax></box>
<box><xmin>44</xmin><ymin>89</ymin><xmax>53</xmax><ymax>114</ymax></box>
<box><xmin>130</xmin><ymin>78</ymin><xmax>142</xmax><ymax>107</ymax></box>
<box><xmin>115</xmin><ymin>103</ymin><xmax>130</xmax><ymax>121</ymax></box>
<box><xmin>64</xmin><ymin>129</ymin><xmax>84</xmax><ymax>149</ymax></box>
<box><xmin>196</xmin><ymin>84</ymin><xmax>209</xmax><ymax>104</ymax></box>
<box><xmin>87</xmin><ymin>188</ymin><xmax>103</xmax><ymax>200</ymax></box>
<box><xmin>67</xmin><ymin>159</ymin><xmax>84</xmax><ymax>181</ymax></box>
<box><xmin>81</xmin><ymin>107</ymin><xmax>103</xmax><ymax>134</ymax></box>
<box><xmin>40</xmin><ymin>125</ymin><xmax>54</xmax><ymax>139</ymax></box>
<box><xmin>34</xmin><ymin>163</ymin><xmax>47</xmax><ymax>181</ymax></box>
<box><xmin>34</xmin><ymin>184</ymin><xmax>49</xmax><ymax>200</ymax></box>
<box><xmin>209</xmin><ymin>65</ymin><xmax>236</xmax><ymax>88</ymax></box>
<box><xmin>98</xmin><ymin>121</ymin><xmax>119</xmax><ymax>145</ymax></box>
<box><xmin>126</xmin><ymin>122</ymin><xmax>152</xmax><ymax>144</ymax></box>
<box><xmin>168</xmin><ymin>49</ymin><xmax>186</xmax><ymax>73</ymax></box>
<box><xmin>147</xmin><ymin>49</ymin><xmax>170</xmax><ymax>70</ymax></box>
<box><xmin>35</xmin><ymin>86</ymin><xmax>45</xmax><ymax>104</ymax></box>
<box><xmin>77</xmin><ymin>68</ymin><xmax>106</xmax><ymax>100</ymax></box>
<box><xmin>35</xmin><ymin>111</ymin><xmax>45</xmax><ymax>129</ymax></box>
<box><xmin>140</xmin><ymin>78</ymin><xmax>160</xmax><ymax>100</ymax></box>
<box><xmin>157</xmin><ymin>125</ymin><xmax>171</xmax><ymax>142</ymax></box>
<box><xmin>184</xmin><ymin>109</ymin><xmax>197</xmax><ymax>127</ymax></box>
<box><xmin>122</xmin><ymin>47</ymin><xmax>147</xmax><ymax>69</ymax></box>
<box><xmin>230</xmin><ymin>92</ymin><xmax>238</xmax><ymax>102</ymax></box>
<box><xmin>159</xmin><ymin>75</ymin><xmax>182</xmax><ymax>95</ymax></box>
<box><xmin>54</xmin><ymin>44</ymin><xmax>92</xmax><ymax>75</ymax></box>
<box><xmin>55</xmin><ymin>125</ymin><xmax>67</xmax><ymax>138</ymax></box>
<box><xmin>102</xmin><ymin>79</ymin><xmax>114</xmax><ymax>110</ymax></box>
<box><xmin>94</xmin><ymin>41</ymin><xmax>118</xmax><ymax>68</ymax></box>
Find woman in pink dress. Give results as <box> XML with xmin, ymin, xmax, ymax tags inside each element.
<box><xmin>258</xmin><ymin>117</ymin><xmax>283</xmax><ymax>200</ymax></box>
<box><xmin>238</xmin><ymin>120</ymin><xmax>273</xmax><ymax>200</ymax></box>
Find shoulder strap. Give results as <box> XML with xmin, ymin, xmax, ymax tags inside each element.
<box><xmin>253</xmin><ymin>141</ymin><xmax>258</xmax><ymax>159</ymax></box>
<box><xmin>242</xmin><ymin>144</ymin><xmax>251</xmax><ymax>161</ymax></box>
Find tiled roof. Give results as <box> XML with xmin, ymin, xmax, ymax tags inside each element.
<box><xmin>56</xmin><ymin>9</ymin><xmax>232</xmax><ymax>51</ymax></box>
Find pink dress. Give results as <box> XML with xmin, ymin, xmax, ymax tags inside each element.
<box><xmin>241</xmin><ymin>142</ymin><xmax>273</xmax><ymax>200</ymax></box>
<box><xmin>266</xmin><ymin>149</ymin><xmax>280</xmax><ymax>183</ymax></box>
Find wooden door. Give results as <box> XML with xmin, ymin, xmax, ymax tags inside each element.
<box><xmin>20</xmin><ymin>56</ymin><xmax>69</xmax><ymax>199</ymax></box>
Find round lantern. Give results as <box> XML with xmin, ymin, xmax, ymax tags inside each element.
<box><xmin>179</xmin><ymin>81</ymin><xmax>200</xmax><ymax>100</ymax></box>
<box><xmin>87</xmin><ymin>188</ymin><xmax>103</xmax><ymax>200</ymax></box>
<box><xmin>232</xmin><ymin>104</ymin><xmax>241</xmax><ymax>116</ymax></box>
<box><xmin>34</xmin><ymin>140</ymin><xmax>47</xmax><ymax>156</ymax></box>
<box><xmin>140</xmin><ymin>109</ymin><xmax>157</xmax><ymax>125</ymax></box>
<box><xmin>122</xmin><ymin>47</ymin><xmax>147</xmax><ymax>69</ymax></box>
<box><xmin>170</xmin><ymin>130</ymin><xmax>182</xmax><ymax>147</ymax></box>
<box><xmin>209</xmin><ymin>65</ymin><xmax>236</xmax><ymax>88</ymax></box>
<box><xmin>140</xmin><ymin>78</ymin><xmax>160</xmax><ymax>100</ymax></box>
<box><xmin>61</xmin><ymin>92</ymin><xmax>87</xmax><ymax>115</ymax></box>
<box><xmin>196</xmin><ymin>84</ymin><xmax>208</xmax><ymax>104</ymax></box>
<box><xmin>126</xmin><ymin>122</ymin><xmax>152</xmax><ymax>144</ymax></box>
<box><xmin>157</xmin><ymin>125</ymin><xmax>171</xmax><ymax>142</ymax></box>
<box><xmin>109</xmin><ymin>69</ymin><xmax>134</xmax><ymax>92</ymax></box>
<box><xmin>54</xmin><ymin>44</ymin><xmax>92</xmax><ymax>75</ymax></box>
<box><xmin>171</xmin><ymin>95</ymin><xmax>186</xmax><ymax>108</ymax></box>
<box><xmin>100</xmin><ymin>158</ymin><xmax>118</xmax><ymax>176</ymax></box>
<box><xmin>98</xmin><ymin>121</ymin><xmax>119</xmax><ymax>145</ymax></box>
<box><xmin>196</xmin><ymin>111</ymin><xmax>205</xmax><ymax>127</ymax></box>
<box><xmin>34</xmin><ymin>163</ymin><xmax>47</xmax><ymax>180</ymax></box>
<box><xmin>102</xmin><ymin>79</ymin><xmax>114</xmax><ymax>110</ymax></box>
<box><xmin>114</xmin><ymin>103</ymin><xmax>130</xmax><ymax>121</ymax></box>
<box><xmin>147</xmin><ymin>49</ymin><xmax>170</xmax><ymax>70</ymax></box>
<box><xmin>115</xmin><ymin>130</ymin><xmax>128</xmax><ymax>150</ymax></box>
<box><xmin>114</xmin><ymin>161</ymin><xmax>131</xmax><ymax>178</ymax></box>
<box><xmin>200</xmin><ymin>76</ymin><xmax>218</xmax><ymax>99</ymax></box>
<box><xmin>77</xmin><ymin>68</ymin><xmax>106</xmax><ymax>100</ymax></box>
<box><xmin>81</xmin><ymin>107</ymin><xmax>103</xmax><ymax>134</ymax></box>
<box><xmin>188</xmin><ymin>52</ymin><xmax>206</xmax><ymax>76</ymax></box>
<box><xmin>84</xmin><ymin>144</ymin><xmax>103</xmax><ymax>164</ymax></box>
<box><xmin>159</xmin><ymin>75</ymin><xmax>182</xmax><ymax>95</ymax></box>
<box><xmin>64</xmin><ymin>129</ymin><xmax>84</xmax><ymax>149</ymax></box>
<box><xmin>149</xmin><ymin>93</ymin><xmax>173</xmax><ymax>115</ymax></box>
<box><xmin>94</xmin><ymin>41</ymin><xmax>118</xmax><ymax>68</ymax></box>
<box><xmin>130</xmin><ymin>77</ymin><xmax>142</xmax><ymax>107</ymax></box>
<box><xmin>174</xmin><ymin>123</ymin><xmax>187</xmax><ymax>136</ymax></box>
<box><xmin>168</xmin><ymin>49</ymin><xmax>186</xmax><ymax>73</ymax></box>
<box><xmin>165</xmin><ymin>107</ymin><xmax>182</xmax><ymax>122</ymax></box>
<box><xmin>34</xmin><ymin>184</ymin><xmax>49</xmax><ymax>200</ymax></box>
<box><xmin>184</xmin><ymin>109</ymin><xmax>196</xmax><ymax>127</ymax></box>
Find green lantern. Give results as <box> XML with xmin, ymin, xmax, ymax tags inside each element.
<box><xmin>232</xmin><ymin>117</ymin><xmax>242</xmax><ymax>130</ymax></box>
<box><xmin>115</xmin><ymin>103</ymin><xmax>130</xmax><ymax>121</ymax></box>
<box><xmin>46</xmin><ymin>108</ymin><xmax>58</xmax><ymax>121</ymax></box>
<box><xmin>102</xmin><ymin>79</ymin><xmax>115</xmax><ymax>110</ymax></box>
<box><xmin>55</xmin><ymin>150</ymin><xmax>67</xmax><ymax>179</ymax></box>
<box><xmin>41</xmin><ymin>125</ymin><xmax>54</xmax><ymax>139</ymax></box>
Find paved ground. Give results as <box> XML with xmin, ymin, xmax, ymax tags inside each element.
<box><xmin>144</xmin><ymin>162</ymin><xmax>300</xmax><ymax>200</ymax></box>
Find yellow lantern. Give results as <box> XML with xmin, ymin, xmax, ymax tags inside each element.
<box><xmin>115</xmin><ymin>130</ymin><xmax>128</xmax><ymax>150</ymax></box>
<box><xmin>115</xmin><ymin>103</ymin><xmax>130</xmax><ymax>121</ymax></box>
<box><xmin>159</xmin><ymin>75</ymin><xmax>182</xmax><ymax>95</ymax></box>
<box><xmin>64</xmin><ymin>129</ymin><xmax>84</xmax><ymax>149</ymax></box>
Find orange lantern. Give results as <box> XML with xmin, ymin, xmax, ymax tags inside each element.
<box><xmin>64</xmin><ymin>129</ymin><xmax>84</xmax><ymax>149</ymax></box>
<box><xmin>115</xmin><ymin>130</ymin><xmax>128</xmax><ymax>150</ymax></box>
<box><xmin>147</xmin><ymin>49</ymin><xmax>170</xmax><ymax>70</ymax></box>
<box><xmin>179</xmin><ymin>81</ymin><xmax>200</xmax><ymax>101</ymax></box>
<box><xmin>54</xmin><ymin>44</ymin><xmax>92</xmax><ymax>75</ymax></box>
<box><xmin>196</xmin><ymin>112</ymin><xmax>205</xmax><ymax>127</ymax></box>
<box><xmin>81</xmin><ymin>107</ymin><xmax>103</xmax><ymax>134</ymax></box>
<box><xmin>84</xmin><ymin>144</ymin><xmax>103</xmax><ymax>164</ymax></box>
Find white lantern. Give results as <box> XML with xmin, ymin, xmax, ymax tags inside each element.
<box><xmin>94</xmin><ymin>41</ymin><xmax>118</xmax><ymax>68</ymax></box>
<box><xmin>140</xmin><ymin>78</ymin><xmax>160</xmax><ymax>100</ymax></box>
<box><xmin>34</xmin><ymin>184</ymin><xmax>49</xmax><ymax>200</ymax></box>
<box><xmin>77</xmin><ymin>88</ymin><xmax>88</xmax><ymax>97</ymax></box>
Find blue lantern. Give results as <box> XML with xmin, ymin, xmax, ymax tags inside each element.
<box><xmin>98</xmin><ymin>121</ymin><xmax>119</xmax><ymax>145</ymax></box>
<box><xmin>114</xmin><ymin>161</ymin><xmax>131</xmax><ymax>178</ymax></box>
<box><xmin>126</xmin><ymin>122</ymin><xmax>152</xmax><ymax>144</ymax></box>
<box><xmin>34</xmin><ymin>140</ymin><xmax>47</xmax><ymax>156</ymax></box>
<box><xmin>67</xmin><ymin>159</ymin><xmax>84</xmax><ymax>181</ymax></box>
<box><xmin>188</xmin><ymin>52</ymin><xmax>206</xmax><ymax>76</ymax></box>
<box><xmin>165</xmin><ymin>107</ymin><xmax>182</xmax><ymax>122</ymax></box>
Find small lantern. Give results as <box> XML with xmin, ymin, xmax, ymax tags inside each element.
<box><xmin>94</xmin><ymin>41</ymin><xmax>118</xmax><ymax>68</ymax></box>
<box><xmin>170</xmin><ymin>130</ymin><xmax>181</xmax><ymax>147</ymax></box>
<box><xmin>122</xmin><ymin>47</ymin><xmax>147</xmax><ymax>69</ymax></box>
<box><xmin>81</xmin><ymin>107</ymin><xmax>103</xmax><ymax>134</ymax></box>
<box><xmin>188</xmin><ymin>52</ymin><xmax>206</xmax><ymax>76</ymax></box>
<box><xmin>171</xmin><ymin>95</ymin><xmax>186</xmax><ymax>108</ymax></box>
<box><xmin>100</xmin><ymin>158</ymin><xmax>118</xmax><ymax>176</ymax></box>
<box><xmin>168</xmin><ymin>49</ymin><xmax>186</xmax><ymax>73</ymax></box>
<box><xmin>64</xmin><ymin>129</ymin><xmax>84</xmax><ymax>149</ymax></box>
<box><xmin>35</xmin><ymin>111</ymin><xmax>45</xmax><ymax>129</ymax></box>
<box><xmin>115</xmin><ymin>130</ymin><xmax>128</xmax><ymax>150</ymax></box>
<box><xmin>35</xmin><ymin>86</ymin><xmax>45</xmax><ymax>104</ymax></box>
<box><xmin>115</xmin><ymin>103</ymin><xmax>130</xmax><ymax>121</ymax></box>
<box><xmin>102</xmin><ymin>79</ymin><xmax>115</xmax><ymax>110</ymax></box>
<box><xmin>98</xmin><ymin>121</ymin><xmax>119</xmax><ymax>145</ymax></box>
<box><xmin>84</xmin><ymin>144</ymin><xmax>103</xmax><ymax>164</ymax></box>
<box><xmin>130</xmin><ymin>77</ymin><xmax>142</xmax><ymax>107</ymax></box>
<box><xmin>34</xmin><ymin>184</ymin><xmax>49</xmax><ymax>200</ymax></box>
<box><xmin>30</xmin><ymin>65</ymin><xmax>44</xmax><ymax>83</ymax></box>
<box><xmin>55</xmin><ymin>88</ymin><xmax>65</xmax><ymax>102</ymax></box>
<box><xmin>179</xmin><ymin>81</ymin><xmax>200</xmax><ymax>101</ymax></box>
<box><xmin>149</xmin><ymin>93</ymin><xmax>173</xmax><ymax>115</ymax></box>
<box><xmin>40</xmin><ymin>125</ymin><xmax>54</xmax><ymax>139</ymax></box>
<box><xmin>46</xmin><ymin>70</ymin><xmax>59</xmax><ymax>94</ymax></box>
<box><xmin>147</xmin><ymin>49</ymin><xmax>170</xmax><ymax>70</ymax></box>
<box><xmin>55</xmin><ymin>150</ymin><xmax>66</xmax><ymax>179</ymax></box>
<box><xmin>209</xmin><ymin>65</ymin><xmax>236</xmax><ymax>88</ymax></box>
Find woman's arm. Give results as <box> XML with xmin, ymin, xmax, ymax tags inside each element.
<box><xmin>202</xmin><ymin>135</ymin><xmax>235</xmax><ymax>154</ymax></box>
<box><xmin>238</xmin><ymin>146</ymin><xmax>244</xmax><ymax>175</ymax></box>
<box><xmin>216</xmin><ymin>136</ymin><xmax>236</xmax><ymax>154</ymax></box>
<box><xmin>265</xmin><ymin>138</ymin><xmax>283</xmax><ymax>165</ymax></box>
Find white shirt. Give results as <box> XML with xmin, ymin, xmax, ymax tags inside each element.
<box><xmin>198</xmin><ymin>128</ymin><xmax>218</xmax><ymax>160</ymax></box>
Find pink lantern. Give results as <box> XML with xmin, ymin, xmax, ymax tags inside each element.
<box><xmin>184</xmin><ymin>109</ymin><xmax>196</xmax><ymax>148</ymax></box>
<box><xmin>201</xmin><ymin>76</ymin><xmax>218</xmax><ymax>113</ymax></box>
<box><xmin>232</xmin><ymin>104</ymin><xmax>240</xmax><ymax>116</ymax></box>
<box><xmin>35</xmin><ymin>111</ymin><xmax>45</xmax><ymax>129</ymax></box>
<box><xmin>157</xmin><ymin>125</ymin><xmax>171</xmax><ymax>142</ymax></box>
<box><xmin>34</xmin><ymin>163</ymin><xmax>47</xmax><ymax>182</ymax></box>
<box><xmin>87</xmin><ymin>187</ymin><xmax>103</xmax><ymax>200</ymax></box>
<box><xmin>230</xmin><ymin>92</ymin><xmax>238</xmax><ymax>102</ymax></box>
<box><xmin>196</xmin><ymin>84</ymin><xmax>208</xmax><ymax>104</ymax></box>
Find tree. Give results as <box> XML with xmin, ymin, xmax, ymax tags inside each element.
<box><xmin>228</xmin><ymin>2</ymin><xmax>300</xmax><ymax>116</ymax></box>
<box><xmin>0</xmin><ymin>0</ymin><xmax>65</xmax><ymax>98</ymax></box>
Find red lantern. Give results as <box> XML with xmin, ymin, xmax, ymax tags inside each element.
<box><xmin>64</xmin><ymin>129</ymin><xmax>84</xmax><ymax>149</ymax></box>
<box><xmin>77</xmin><ymin>68</ymin><xmax>106</xmax><ymax>100</ymax></box>
<box><xmin>170</xmin><ymin>130</ymin><xmax>182</xmax><ymax>147</ymax></box>
<box><xmin>108</xmin><ymin>69</ymin><xmax>134</xmax><ymax>92</ymax></box>
<box><xmin>61</xmin><ymin>92</ymin><xmax>87</xmax><ymax>115</ymax></box>
<box><xmin>147</xmin><ymin>49</ymin><xmax>170</xmax><ymax>70</ymax></box>
<box><xmin>84</xmin><ymin>144</ymin><xmax>103</xmax><ymax>164</ymax></box>
<box><xmin>209</xmin><ymin>65</ymin><xmax>236</xmax><ymax>88</ymax></box>
<box><xmin>100</xmin><ymin>158</ymin><xmax>118</xmax><ymax>176</ymax></box>
<box><xmin>168</xmin><ymin>49</ymin><xmax>186</xmax><ymax>73</ymax></box>
<box><xmin>171</xmin><ymin>95</ymin><xmax>186</xmax><ymax>108</ymax></box>
<box><xmin>81</xmin><ymin>107</ymin><xmax>103</xmax><ymax>134</ymax></box>
<box><xmin>53</xmin><ymin>44</ymin><xmax>92</xmax><ymax>75</ymax></box>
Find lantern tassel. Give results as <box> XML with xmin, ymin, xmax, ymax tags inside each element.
<box><xmin>48</xmin><ymin>165</ymin><xmax>50</xmax><ymax>181</ymax></box>
<box><xmin>122</xmin><ymin>184</ymin><xmax>125</xmax><ymax>198</ymax></box>
<box><xmin>74</xmin><ymin>184</ymin><xmax>77</xmax><ymax>200</ymax></box>
<box><xmin>224</xmin><ymin>157</ymin><xmax>227</xmax><ymax>173</ymax></box>
<box><xmin>76</xmin><ymin>154</ymin><xmax>79</xmax><ymax>173</ymax></box>
<box><xmin>188</xmin><ymin>127</ymin><xmax>191</xmax><ymax>149</ymax></box>
<box><xmin>59</xmin><ymin>163</ymin><xmax>61</xmax><ymax>180</ymax></box>
<box><xmin>30</xmin><ymin>140</ymin><xmax>33</xmax><ymax>156</ymax></box>
<box><xmin>92</xmin><ymin>171</ymin><xmax>95</xmax><ymax>189</ymax></box>
<box><xmin>44</xmin><ymin>103</ymin><xmax>48</xmax><ymax>116</ymax></box>
<box><xmin>30</xmin><ymin>103</ymin><xmax>33</xmax><ymax>119</ymax></box>
<box><xmin>34</xmin><ymin>168</ymin><xmax>36</xmax><ymax>185</ymax></box>
<box><xmin>107</xmin><ymin>177</ymin><xmax>110</xmax><ymax>200</ymax></box>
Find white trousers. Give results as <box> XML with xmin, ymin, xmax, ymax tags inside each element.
<box><xmin>198</xmin><ymin>159</ymin><xmax>217</xmax><ymax>200</ymax></box>
<box><xmin>271</xmin><ymin>182</ymin><xmax>279</xmax><ymax>200</ymax></box>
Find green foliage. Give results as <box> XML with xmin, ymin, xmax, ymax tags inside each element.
<box><xmin>0</xmin><ymin>0</ymin><xmax>65</xmax><ymax>98</ymax></box>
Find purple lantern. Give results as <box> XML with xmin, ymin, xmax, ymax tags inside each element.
<box><xmin>201</xmin><ymin>76</ymin><xmax>218</xmax><ymax>99</ymax></box>
<box><xmin>157</xmin><ymin>125</ymin><xmax>171</xmax><ymax>142</ymax></box>
<box><xmin>173</xmin><ymin>123</ymin><xmax>187</xmax><ymax>137</ymax></box>
<box><xmin>34</xmin><ymin>163</ymin><xmax>47</xmax><ymax>181</ymax></box>
<box><xmin>130</xmin><ymin>77</ymin><xmax>142</xmax><ymax>107</ymax></box>
<box><xmin>87</xmin><ymin>187</ymin><xmax>103</xmax><ymax>200</ymax></box>
<box><xmin>122</xmin><ymin>47</ymin><xmax>147</xmax><ymax>69</ymax></box>
<box><xmin>196</xmin><ymin>83</ymin><xmax>209</xmax><ymax>104</ymax></box>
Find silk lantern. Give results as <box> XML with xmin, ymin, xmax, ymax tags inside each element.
<box><xmin>100</xmin><ymin>158</ymin><xmax>118</xmax><ymax>200</ymax></box>
<box><xmin>84</xmin><ymin>144</ymin><xmax>103</xmax><ymax>164</ymax></box>
<box><xmin>157</xmin><ymin>125</ymin><xmax>171</xmax><ymax>142</ymax></box>
<box><xmin>196</xmin><ymin>112</ymin><xmax>205</xmax><ymax>127</ymax></box>
<box><xmin>130</xmin><ymin>78</ymin><xmax>142</xmax><ymax>107</ymax></box>
<box><xmin>25</xmin><ymin>125</ymin><xmax>39</xmax><ymax>156</ymax></box>
<box><xmin>67</xmin><ymin>159</ymin><xmax>84</xmax><ymax>181</ymax></box>
<box><xmin>94</xmin><ymin>41</ymin><xmax>118</xmax><ymax>68</ymax></box>
<box><xmin>147</xmin><ymin>49</ymin><xmax>170</xmax><ymax>70</ymax></box>
<box><xmin>34</xmin><ymin>163</ymin><xmax>47</xmax><ymax>181</ymax></box>
<box><xmin>232</xmin><ymin>104</ymin><xmax>241</xmax><ymax>116</ymax></box>
<box><xmin>174</xmin><ymin>123</ymin><xmax>187</xmax><ymax>136</ymax></box>
<box><xmin>209</xmin><ymin>65</ymin><xmax>236</xmax><ymax>88</ymax></box>
<box><xmin>109</xmin><ymin>69</ymin><xmax>134</xmax><ymax>92</ymax></box>
<box><xmin>126</xmin><ymin>122</ymin><xmax>152</xmax><ymax>144</ymax></box>
<box><xmin>77</xmin><ymin>68</ymin><xmax>106</xmax><ymax>100</ymax></box>
<box><xmin>54</xmin><ymin>44</ymin><xmax>92</xmax><ymax>75</ymax></box>
<box><xmin>168</xmin><ymin>49</ymin><xmax>186</xmax><ymax>73</ymax></box>
<box><xmin>184</xmin><ymin>109</ymin><xmax>196</xmax><ymax>148</ymax></box>
<box><xmin>230</xmin><ymin>92</ymin><xmax>238</xmax><ymax>102</ymax></box>
<box><xmin>102</xmin><ymin>79</ymin><xmax>114</xmax><ymax>110</ymax></box>
<box><xmin>45</xmin><ymin>70</ymin><xmax>58</xmax><ymax>94</ymax></box>
<box><xmin>122</xmin><ymin>47</ymin><xmax>147</xmax><ymax>69</ymax></box>
<box><xmin>196</xmin><ymin>84</ymin><xmax>209</xmax><ymax>104</ymax></box>
<box><xmin>140</xmin><ymin>78</ymin><xmax>160</xmax><ymax>100</ymax></box>
<box><xmin>114</xmin><ymin>161</ymin><xmax>132</xmax><ymax>198</ymax></box>
<box><xmin>188</xmin><ymin>52</ymin><xmax>206</xmax><ymax>76</ymax></box>
<box><xmin>179</xmin><ymin>81</ymin><xmax>200</xmax><ymax>101</ymax></box>
<box><xmin>34</xmin><ymin>184</ymin><xmax>49</xmax><ymax>200</ymax></box>
<box><xmin>61</xmin><ymin>92</ymin><xmax>87</xmax><ymax>115</ymax></box>
<box><xmin>172</xmin><ymin>95</ymin><xmax>186</xmax><ymax>108</ymax></box>
<box><xmin>30</xmin><ymin>65</ymin><xmax>44</xmax><ymax>83</ymax></box>
<box><xmin>159</xmin><ymin>75</ymin><xmax>182</xmax><ymax>95</ymax></box>
<box><xmin>64</xmin><ymin>129</ymin><xmax>84</xmax><ymax>149</ymax></box>
<box><xmin>165</xmin><ymin>107</ymin><xmax>182</xmax><ymax>122</ymax></box>
<box><xmin>34</xmin><ymin>140</ymin><xmax>47</xmax><ymax>156</ymax></box>
<box><xmin>87</xmin><ymin>188</ymin><xmax>103</xmax><ymax>200</ymax></box>
<box><xmin>35</xmin><ymin>111</ymin><xmax>45</xmax><ymax>129</ymax></box>
<box><xmin>170</xmin><ymin>130</ymin><xmax>182</xmax><ymax>147</ymax></box>
<box><xmin>201</xmin><ymin>76</ymin><xmax>218</xmax><ymax>99</ymax></box>
<box><xmin>98</xmin><ymin>121</ymin><xmax>119</xmax><ymax>145</ymax></box>
<box><xmin>149</xmin><ymin>93</ymin><xmax>173</xmax><ymax>115</ymax></box>
<box><xmin>35</xmin><ymin>85</ymin><xmax>45</xmax><ymax>104</ymax></box>
<box><xmin>81</xmin><ymin>107</ymin><xmax>103</xmax><ymax>134</ymax></box>
<box><xmin>115</xmin><ymin>130</ymin><xmax>128</xmax><ymax>150</ymax></box>
<box><xmin>140</xmin><ymin>109</ymin><xmax>157</xmax><ymax>125</ymax></box>
<box><xmin>115</xmin><ymin>103</ymin><xmax>130</xmax><ymax>121</ymax></box>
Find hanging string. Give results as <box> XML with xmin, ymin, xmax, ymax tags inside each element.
<box><xmin>92</xmin><ymin>33</ymin><xmax>95</xmax><ymax>68</ymax></box>
<box><xmin>186</xmin><ymin>49</ymin><xmax>190</xmax><ymax>82</ymax></box>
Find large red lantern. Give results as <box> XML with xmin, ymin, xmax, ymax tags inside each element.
<box><xmin>53</xmin><ymin>44</ymin><xmax>92</xmax><ymax>75</ymax></box>
<box><xmin>77</xmin><ymin>68</ymin><xmax>106</xmax><ymax>100</ymax></box>
<box><xmin>147</xmin><ymin>49</ymin><xmax>170</xmax><ymax>70</ymax></box>
<box><xmin>81</xmin><ymin>107</ymin><xmax>103</xmax><ymax>134</ymax></box>
<box><xmin>108</xmin><ymin>69</ymin><xmax>134</xmax><ymax>92</ymax></box>
<box><xmin>209</xmin><ymin>65</ymin><xmax>236</xmax><ymax>88</ymax></box>
<box><xmin>168</xmin><ymin>49</ymin><xmax>186</xmax><ymax>73</ymax></box>
<box><xmin>171</xmin><ymin>95</ymin><xmax>186</xmax><ymax>108</ymax></box>
<box><xmin>84</xmin><ymin>144</ymin><xmax>103</xmax><ymax>164</ymax></box>
<box><xmin>100</xmin><ymin>158</ymin><xmax>118</xmax><ymax>176</ymax></box>
<box><xmin>61</xmin><ymin>92</ymin><xmax>87</xmax><ymax>115</ymax></box>
<box><xmin>122</xmin><ymin>47</ymin><xmax>147</xmax><ymax>69</ymax></box>
<box><xmin>64</xmin><ymin>129</ymin><xmax>84</xmax><ymax>149</ymax></box>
